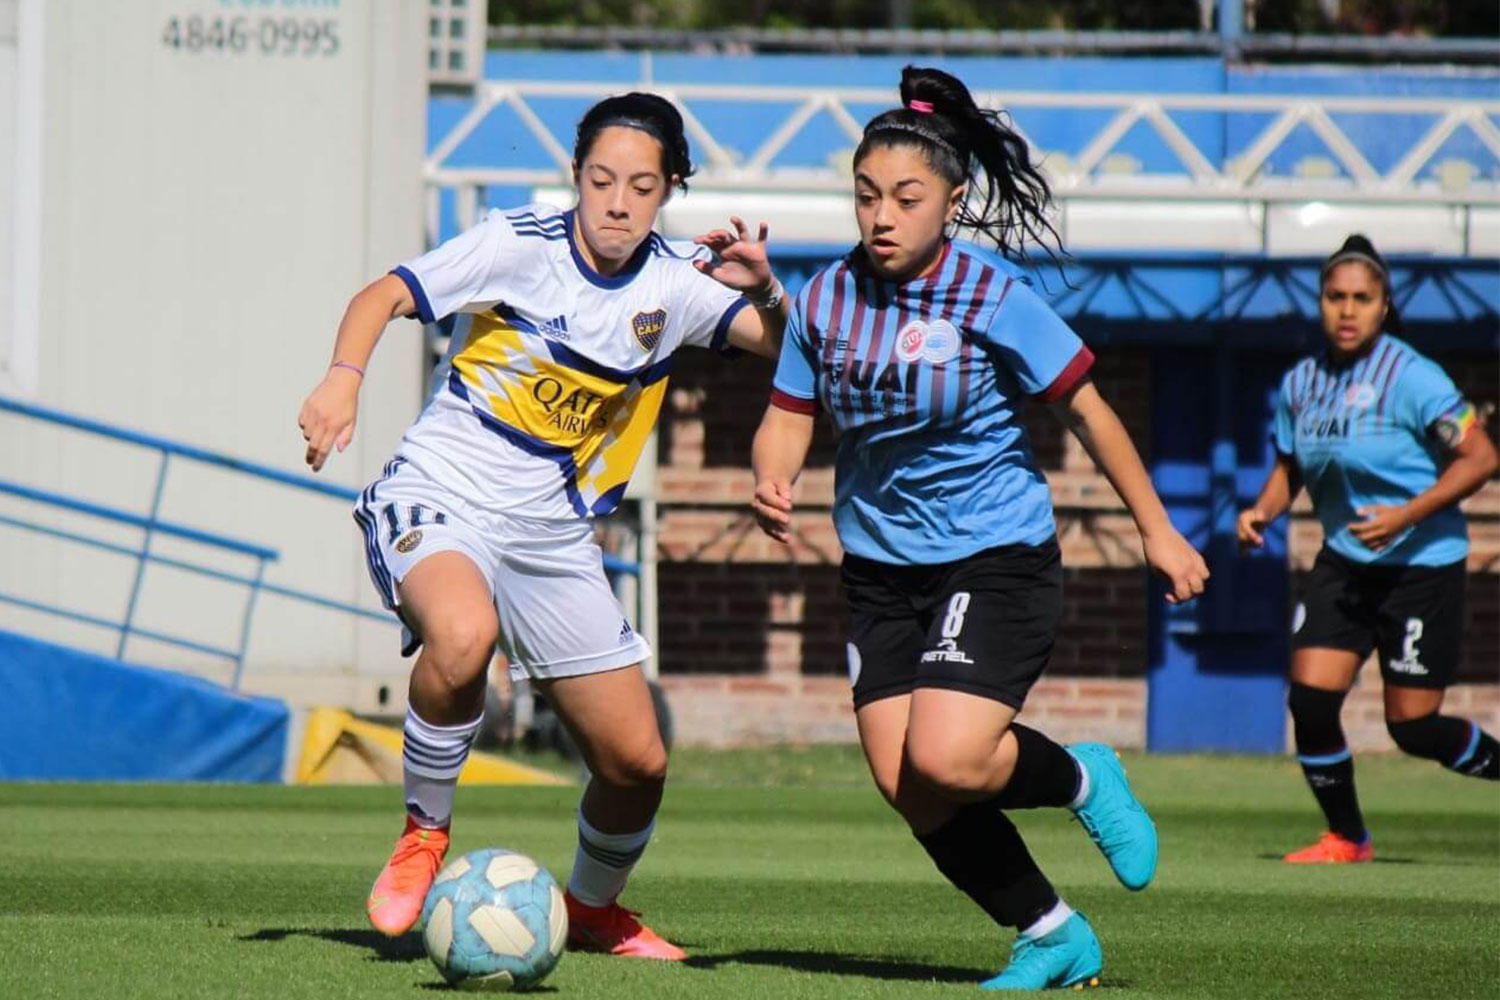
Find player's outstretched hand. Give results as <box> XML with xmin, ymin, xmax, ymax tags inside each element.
<box><xmin>297</xmin><ymin>367</ymin><xmax>361</xmax><ymax>472</ymax></box>
<box><xmin>752</xmin><ymin>479</ymin><xmax>794</xmax><ymax>544</ymax></box>
<box><xmin>1144</xmin><ymin>529</ymin><xmax>1210</xmax><ymax>604</ymax></box>
<box><xmin>693</xmin><ymin>216</ymin><xmax>773</xmax><ymax>294</ymax></box>
<box><xmin>1350</xmin><ymin>504</ymin><xmax>1411</xmax><ymax>552</ymax></box>
<box><xmin>1236</xmin><ymin>507</ymin><xmax>1268</xmax><ymax>551</ymax></box>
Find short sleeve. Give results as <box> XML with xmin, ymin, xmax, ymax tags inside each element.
<box><xmin>390</xmin><ymin>210</ymin><xmax>518</xmax><ymax>323</ymax></box>
<box><xmin>976</xmin><ymin>278</ymin><xmax>1093</xmax><ymax>400</ymax></box>
<box><xmin>1272</xmin><ymin>370</ymin><xmax>1297</xmax><ymax>457</ymax></box>
<box><xmin>769</xmin><ymin>295</ymin><xmax>818</xmax><ymax>414</ymax></box>
<box><xmin>1393</xmin><ymin>355</ymin><xmax>1463</xmax><ymax>437</ymax></box>
<box><xmin>675</xmin><ymin>247</ymin><xmax>752</xmax><ymax>354</ymax></box>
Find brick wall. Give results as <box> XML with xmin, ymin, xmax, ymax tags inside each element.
<box><xmin>651</xmin><ymin>344</ymin><xmax>1497</xmax><ymax>750</ymax></box>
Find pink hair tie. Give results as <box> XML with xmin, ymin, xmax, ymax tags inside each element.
<box><xmin>907</xmin><ymin>99</ymin><xmax>935</xmax><ymax>114</ymax></box>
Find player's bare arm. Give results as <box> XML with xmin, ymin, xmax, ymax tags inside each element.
<box><xmin>297</xmin><ymin>273</ymin><xmax>414</xmax><ymax>472</ymax></box>
<box><xmin>1050</xmin><ymin>377</ymin><xmax>1209</xmax><ymax>603</ymax></box>
<box><xmin>1238</xmin><ymin>453</ymin><xmax>1303</xmax><ymax>550</ymax></box>
<box><xmin>1352</xmin><ymin>410</ymin><xmax>1498</xmax><ymax>552</ymax></box>
<box><xmin>750</xmin><ymin>403</ymin><xmax>814</xmax><ymax>543</ymax></box>
<box><xmin>693</xmin><ymin>215</ymin><xmax>789</xmax><ymax>358</ymax></box>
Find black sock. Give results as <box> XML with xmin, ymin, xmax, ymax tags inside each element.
<box><xmin>1389</xmin><ymin>714</ymin><xmax>1500</xmax><ymax>781</ymax></box>
<box><xmin>1462</xmin><ymin>730</ymin><xmax>1500</xmax><ymax>780</ymax></box>
<box><xmin>916</xmin><ymin>803</ymin><xmax>1057</xmax><ymax>929</ymax></box>
<box><xmin>1289</xmin><ymin>682</ymin><xmax>1368</xmax><ymax>843</ymax></box>
<box><xmin>991</xmin><ymin>724</ymin><xmax>1082</xmax><ymax>810</ymax></box>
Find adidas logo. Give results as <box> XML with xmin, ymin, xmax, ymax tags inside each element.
<box><xmin>618</xmin><ymin>620</ymin><xmax>633</xmax><ymax>644</ymax></box>
<box><xmin>538</xmin><ymin>314</ymin><xmax>570</xmax><ymax>340</ymax></box>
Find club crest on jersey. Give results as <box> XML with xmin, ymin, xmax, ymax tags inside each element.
<box><xmin>895</xmin><ymin>319</ymin><xmax>960</xmax><ymax>364</ymax></box>
<box><xmin>631</xmin><ymin>308</ymin><xmax>668</xmax><ymax>352</ymax></box>
<box><xmin>1344</xmin><ymin>383</ymin><xmax>1377</xmax><ymax>408</ymax></box>
<box><xmin>395</xmin><ymin>529</ymin><xmax>423</xmax><ymax>554</ymax></box>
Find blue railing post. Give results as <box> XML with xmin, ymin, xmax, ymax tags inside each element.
<box><xmin>117</xmin><ymin>451</ymin><xmax>171</xmax><ymax>659</ymax></box>
<box><xmin>231</xmin><ymin>556</ymin><xmax>268</xmax><ymax>692</ymax></box>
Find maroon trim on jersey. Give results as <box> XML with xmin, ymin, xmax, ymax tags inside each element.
<box><xmin>1376</xmin><ymin>351</ymin><xmax>1409</xmax><ymax>420</ymax></box>
<box><xmin>1037</xmin><ymin>346</ymin><xmax>1096</xmax><ymax>402</ymax></box>
<box><xmin>960</xmin><ymin>266</ymin><xmax>997</xmax><ymax>332</ymax></box>
<box><xmin>770</xmin><ymin>389</ymin><xmax>818</xmax><ymax>415</ymax></box>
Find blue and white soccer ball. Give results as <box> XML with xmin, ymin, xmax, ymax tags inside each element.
<box><xmin>420</xmin><ymin>848</ymin><xmax>568</xmax><ymax>991</ymax></box>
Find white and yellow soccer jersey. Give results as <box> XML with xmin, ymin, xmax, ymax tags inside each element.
<box><xmin>389</xmin><ymin>203</ymin><xmax>747</xmax><ymax>521</ymax></box>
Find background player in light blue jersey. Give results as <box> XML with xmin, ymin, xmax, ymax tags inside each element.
<box><xmin>750</xmin><ymin>66</ymin><xmax>1208</xmax><ymax>991</ymax></box>
<box><xmin>1239</xmin><ymin>235</ymin><xmax>1500</xmax><ymax>865</ymax></box>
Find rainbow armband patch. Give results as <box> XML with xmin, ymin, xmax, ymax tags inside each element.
<box><xmin>1432</xmin><ymin>401</ymin><xmax>1477</xmax><ymax>449</ymax></box>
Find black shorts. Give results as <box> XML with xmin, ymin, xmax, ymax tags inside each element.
<box><xmin>842</xmin><ymin>538</ymin><xmax>1063</xmax><ymax>710</ymax></box>
<box><xmin>1293</xmin><ymin>546</ymin><xmax>1466</xmax><ymax>690</ymax></box>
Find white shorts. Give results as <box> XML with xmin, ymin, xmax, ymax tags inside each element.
<box><xmin>353</xmin><ymin>456</ymin><xmax>651</xmax><ymax>682</ymax></box>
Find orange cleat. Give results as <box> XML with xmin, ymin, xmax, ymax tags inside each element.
<box><xmin>365</xmin><ymin>816</ymin><xmax>450</xmax><ymax>936</ymax></box>
<box><xmin>565</xmin><ymin>891</ymin><xmax>687</xmax><ymax>961</ymax></box>
<box><xmin>1283</xmin><ymin>831</ymin><xmax>1373</xmax><ymax>864</ymax></box>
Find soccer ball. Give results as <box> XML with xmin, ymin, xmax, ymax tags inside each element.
<box><xmin>420</xmin><ymin>848</ymin><xmax>568</xmax><ymax>991</ymax></box>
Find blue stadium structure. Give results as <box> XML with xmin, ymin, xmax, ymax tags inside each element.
<box><xmin>422</xmin><ymin>50</ymin><xmax>1497</xmax><ymax>753</ymax></box>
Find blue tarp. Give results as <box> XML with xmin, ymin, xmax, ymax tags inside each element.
<box><xmin>0</xmin><ymin>629</ymin><xmax>289</xmax><ymax>782</ymax></box>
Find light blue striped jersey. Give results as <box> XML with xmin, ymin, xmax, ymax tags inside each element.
<box><xmin>1272</xmin><ymin>334</ymin><xmax>1471</xmax><ymax>566</ymax></box>
<box><xmin>771</xmin><ymin>240</ymin><xmax>1093</xmax><ymax>565</ymax></box>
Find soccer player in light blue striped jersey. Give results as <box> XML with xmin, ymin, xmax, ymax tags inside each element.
<box><xmin>750</xmin><ymin>66</ymin><xmax>1209</xmax><ymax>991</ymax></box>
<box><xmin>1239</xmin><ymin>235</ymin><xmax>1500</xmax><ymax>865</ymax></box>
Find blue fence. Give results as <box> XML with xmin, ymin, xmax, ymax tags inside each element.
<box><xmin>0</xmin><ymin>396</ymin><xmax>644</xmax><ymax>689</ymax></box>
<box><xmin>0</xmin><ymin>396</ymin><xmax>391</xmax><ymax>688</ymax></box>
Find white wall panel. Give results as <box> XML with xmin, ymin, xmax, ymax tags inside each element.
<box><xmin>0</xmin><ymin>1</ymin><xmax>427</xmax><ymax>701</ymax></box>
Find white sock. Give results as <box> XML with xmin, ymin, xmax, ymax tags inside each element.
<box><xmin>402</xmin><ymin>709</ymin><xmax>481</xmax><ymax>829</ymax></box>
<box><xmin>1067</xmin><ymin>753</ymin><xmax>1091</xmax><ymax>811</ymax></box>
<box><xmin>567</xmin><ymin>811</ymin><xmax>654</xmax><ymax>907</ymax></box>
<box><xmin>1021</xmin><ymin>899</ymin><xmax>1075</xmax><ymax>941</ymax></box>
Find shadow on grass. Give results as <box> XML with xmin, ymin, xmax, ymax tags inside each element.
<box><xmin>685</xmin><ymin>948</ymin><xmax>993</xmax><ymax>984</ymax></box>
<box><xmin>239</xmin><ymin>927</ymin><xmax>426</xmax><ymax>963</ymax></box>
<box><xmin>418</xmin><ymin>984</ymin><xmax>556</xmax><ymax>994</ymax></box>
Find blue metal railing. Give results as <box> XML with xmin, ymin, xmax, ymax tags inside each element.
<box><xmin>0</xmin><ymin>395</ymin><xmax>637</xmax><ymax>689</ymax></box>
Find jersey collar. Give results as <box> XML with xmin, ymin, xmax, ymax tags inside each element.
<box><xmin>566</xmin><ymin>209</ymin><xmax>653</xmax><ymax>290</ymax></box>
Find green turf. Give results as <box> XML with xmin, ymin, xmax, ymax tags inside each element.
<box><xmin>1</xmin><ymin>751</ymin><xmax>1495</xmax><ymax>999</ymax></box>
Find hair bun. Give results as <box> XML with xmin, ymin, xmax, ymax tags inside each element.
<box><xmin>899</xmin><ymin>66</ymin><xmax>977</xmax><ymax>120</ymax></box>
<box><xmin>1337</xmin><ymin>234</ymin><xmax>1380</xmax><ymax>258</ymax></box>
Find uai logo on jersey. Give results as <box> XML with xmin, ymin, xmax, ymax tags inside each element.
<box><xmin>631</xmin><ymin>308</ymin><xmax>667</xmax><ymax>352</ymax></box>
<box><xmin>894</xmin><ymin>319</ymin><xmax>960</xmax><ymax>364</ymax></box>
<box><xmin>922</xmin><ymin>319</ymin><xmax>960</xmax><ymax>363</ymax></box>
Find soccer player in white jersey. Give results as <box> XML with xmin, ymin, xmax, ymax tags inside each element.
<box><xmin>296</xmin><ymin>93</ymin><xmax>789</xmax><ymax>959</ymax></box>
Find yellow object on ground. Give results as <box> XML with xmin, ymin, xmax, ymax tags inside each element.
<box><xmin>294</xmin><ymin>708</ymin><xmax>569</xmax><ymax>786</ymax></box>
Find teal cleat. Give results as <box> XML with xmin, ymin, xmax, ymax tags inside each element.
<box><xmin>1067</xmin><ymin>742</ymin><xmax>1158</xmax><ymax>891</ymax></box>
<box><xmin>980</xmin><ymin>912</ymin><xmax>1103</xmax><ymax>991</ymax></box>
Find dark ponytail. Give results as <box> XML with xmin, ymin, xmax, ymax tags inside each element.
<box><xmin>574</xmin><ymin>92</ymin><xmax>695</xmax><ymax>194</ymax></box>
<box><xmin>855</xmin><ymin>66</ymin><xmax>1064</xmax><ymax>268</ymax></box>
<box><xmin>1322</xmin><ymin>233</ymin><xmax>1403</xmax><ymax>334</ymax></box>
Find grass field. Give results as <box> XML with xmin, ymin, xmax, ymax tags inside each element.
<box><xmin>1</xmin><ymin>748</ymin><xmax>1495</xmax><ymax>999</ymax></box>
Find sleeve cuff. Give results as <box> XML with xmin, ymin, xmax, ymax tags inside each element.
<box><xmin>1035</xmin><ymin>346</ymin><xmax>1095</xmax><ymax>403</ymax></box>
<box><xmin>711</xmin><ymin>297</ymin><xmax>752</xmax><ymax>354</ymax></box>
<box><xmin>390</xmin><ymin>265</ymin><xmax>436</xmax><ymax>324</ymax></box>
<box><xmin>770</xmin><ymin>388</ymin><xmax>817</xmax><ymax>415</ymax></box>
